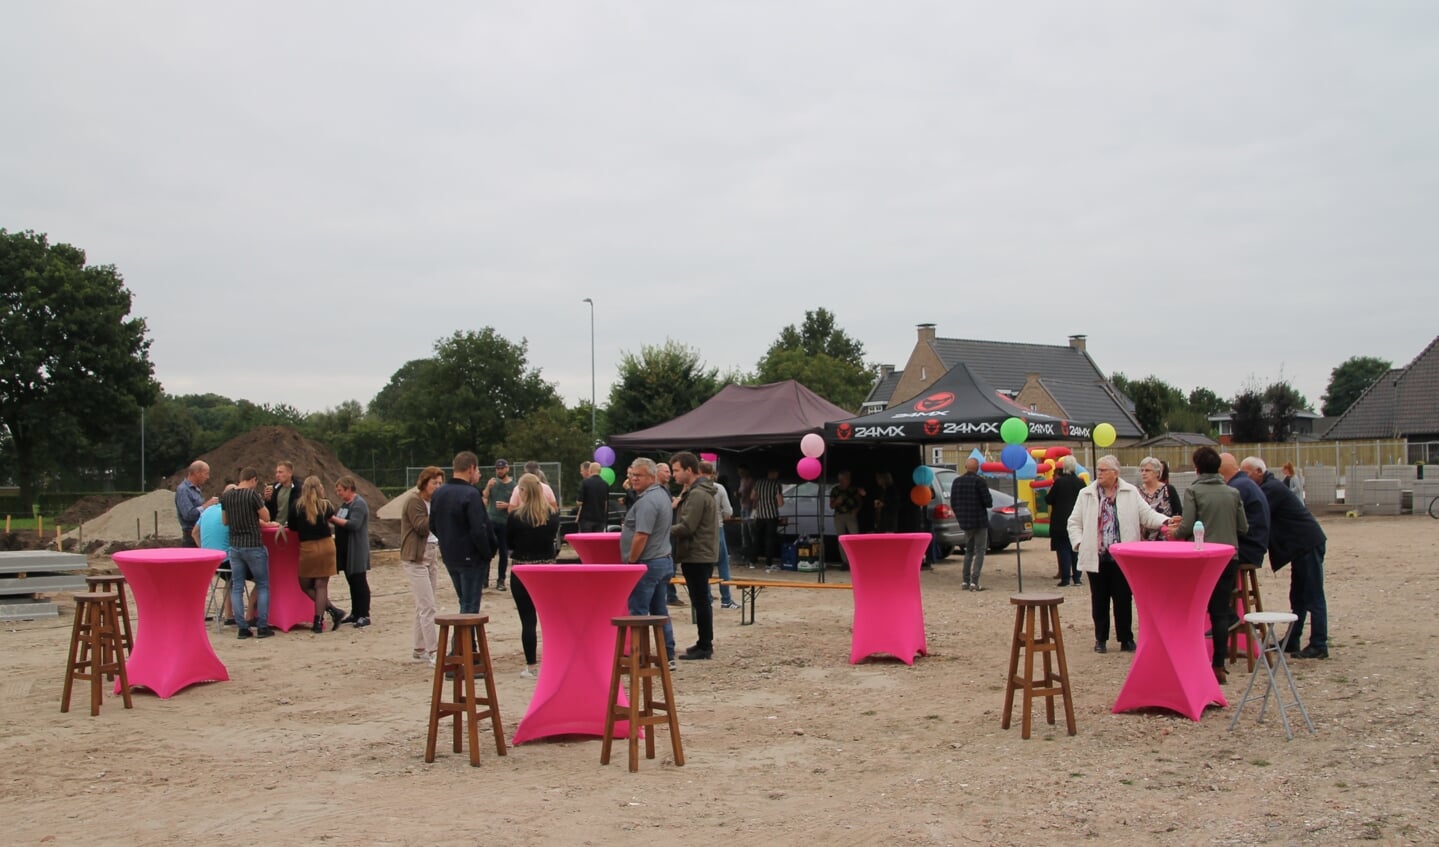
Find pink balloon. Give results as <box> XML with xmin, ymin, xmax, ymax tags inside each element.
<box><xmin>797</xmin><ymin>456</ymin><xmax>822</xmax><ymax>480</ymax></box>
<box><xmin>800</xmin><ymin>432</ymin><xmax>825</xmax><ymax>458</ymax></box>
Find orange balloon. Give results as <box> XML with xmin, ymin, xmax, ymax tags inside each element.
<box><xmin>910</xmin><ymin>485</ymin><xmax>933</xmax><ymax>506</ymax></box>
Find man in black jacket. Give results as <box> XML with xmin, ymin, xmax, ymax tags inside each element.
<box><xmin>950</xmin><ymin>458</ymin><xmax>993</xmax><ymax>591</ymax></box>
<box><xmin>264</xmin><ymin>461</ymin><xmax>302</xmax><ymax>527</ymax></box>
<box><xmin>1242</xmin><ymin>457</ymin><xmax>1330</xmax><ymax>659</ymax></box>
<box><xmin>430</xmin><ymin>451</ymin><xmax>494</xmax><ymax>614</ymax></box>
<box><xmin>576</xmin><ymin>461</ymin><xmax>612</xmax><ymax>532</ymax></box>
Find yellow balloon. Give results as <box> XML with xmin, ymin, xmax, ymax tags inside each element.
<box><xmin>1094</xmin><ymin>422</ymin><xmax>1117</xmax><ymax>448</ymax></box>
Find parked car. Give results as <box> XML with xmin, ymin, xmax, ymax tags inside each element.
<box><xmin>777</xmin><ymin>468</ymin><xmax>1034</xmax><ymax>560</ymax></box>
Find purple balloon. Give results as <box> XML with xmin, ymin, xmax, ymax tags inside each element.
<box><xmin>797</xmin><ymin>456</ymin><xmax>822</xmax><ymax>481</ymax></box>
<box><xmin>1001</xmin><ymin>444</ymin><xmax>1029</xmax><ymax>471</ymax></box>
<box><xmin>593</xmin><ymin>445</ymin><xmax>616</xmax><ymax>467</ymax></box>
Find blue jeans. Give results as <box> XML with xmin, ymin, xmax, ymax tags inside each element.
<box><xmin>716</xmin><ymin>532</ymin><xmax>734</xmax><ymax>605</ymax></box>
<box><xmin>446</xmin><ymin>564</ymin><xmax>485</xmax><ymax>614</ymax></box>
<box><xmin>229</xmin><ymin>546</ymin><xmax>270</xmax><ymax>629</ymax></box>
<box><xmin>628</xmin><ymin>556</ymin><xmax>675</xmax><ymax>659</ymax></box>
<box><xmin>1284</xmin><ymin>542</ymin><xmax>1328</xmax><ymax>651</ymax></box>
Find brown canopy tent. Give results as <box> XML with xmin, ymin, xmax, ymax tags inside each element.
<box><xmin>608</xmin><ymin>380</ymin><xmax>854</xmax><ymax>450</ymax></box>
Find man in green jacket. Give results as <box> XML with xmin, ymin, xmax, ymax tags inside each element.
<box><xmin>1172</xmin><ymin>446</ymin><xmax>1248</xmax><ymax>684</ymax></box>
<box><xmin>670</xmin><ymin>451</ymin><xmax>719</xmax><ymax>660</ymax></box>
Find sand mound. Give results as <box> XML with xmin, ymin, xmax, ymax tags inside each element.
<box><xmin>162</xmin><ymin>425</ymin><xmax>388</xmax><ymax>510</ymax></box>
<box><xmin>376</xmin><ymin>487</ymin><xmax>417</xmax><ymax>520</ymax></box>
<box><xmin>64</xmin><ymin>489</ymin><xmax>180</xmax><ymax>547</ymax></box>
<box><xmin>57</xmin><ymin>494</ymin><xmax>131</xmax><ymax>527</ymax></box>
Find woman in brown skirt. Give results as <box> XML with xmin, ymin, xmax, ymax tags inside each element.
<box><xmin>289</xmin><ymin>475</ymin><xmax>345</xmax><ymax>632</ymax></box>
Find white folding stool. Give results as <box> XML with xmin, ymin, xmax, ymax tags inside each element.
<box><xmin>1228</xmin><ymin>611</ymin><xmax>1316</xmax><ymax>740</ymax></box>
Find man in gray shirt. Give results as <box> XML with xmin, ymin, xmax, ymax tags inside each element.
<box><xmin>621</xmin><ymin>457</ymin><xmax>676</xmax><ymax>663</ymax></box>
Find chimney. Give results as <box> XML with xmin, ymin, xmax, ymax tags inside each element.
<box><xmin>878</xmin><ymin>364</ymin><xmax>894</xmax><ymax>380</ymax></box>
<box><xmin>1068</xmin><ymin>334</ymin><xmax>1087</xmax><ymax>353</ymax></box>
<box><xmin>917</xmin><ymin>323</ymin><xmax>936</xmax><ymax>345</ymax></box>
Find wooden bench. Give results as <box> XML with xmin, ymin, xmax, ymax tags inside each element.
<box><xmin>720</xmin><ymin>579</ymin><xmax>852</xmax><ymax>626</ymax></box>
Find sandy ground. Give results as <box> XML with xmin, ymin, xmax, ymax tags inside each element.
<box><xmin>2</xmin><ymin>516</ymin><xmax>1435</xmax><ymax>846</ymax></box>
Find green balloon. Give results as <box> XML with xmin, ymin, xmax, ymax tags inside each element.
<box><xmin>1001</xmin><ymin>417</ymin><xmax>1029</xmax><ymax>445</ymax></box>
<box><xmin>598</xmin><ymin>467</ymin><xmax>616</xmax><ymax>486</ymax></box>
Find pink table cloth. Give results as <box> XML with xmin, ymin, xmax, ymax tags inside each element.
<box><xmin>113</xmin><ymin>548</ymin><xmax>228</xmax><ymax>698</ymax></box>
<box><xmin>261</xmin><ymin>525</ymin><xmax>318</xmax><ymax>632</ymax></box>
<box><xmin>565</xmin><ymin>532</ymin><xmax>623</xmax><ymax>564</ymax></box>
<box><xmin>510</xmin><ymin>564</ymin><xmax>646</xmax><ymax>744</ymax></box>
<box><xmin>1109</xmin><ymin>540</ymin><xmax>1235</xmax><ymax>720</ymax></box>
<box><xmin>839</xmin><ymin>533</ymin><xmax>930</xmax><ymax>665</ymax></box>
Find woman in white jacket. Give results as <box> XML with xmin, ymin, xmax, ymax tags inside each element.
<box><xmin>1066</xmin><ymin>455</ymin><xmax>1172</xmax><ymax>654</ymax></box>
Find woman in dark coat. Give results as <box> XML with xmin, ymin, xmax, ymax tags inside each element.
<box><xmin>1047</xmin><ymin>456</ymin><xmax>1084</xmax><ymax>587</ymax></box>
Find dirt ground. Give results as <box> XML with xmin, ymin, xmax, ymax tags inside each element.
<box><xmin>1</xmin><ymin>516</ymin><xmax>1434</xmax><ymax>846</ymax></box>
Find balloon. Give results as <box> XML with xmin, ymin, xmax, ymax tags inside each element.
<box><xmin>910</xmin><ymin>485</ymin><xmax>933</xmax><ymax>506</ymax></box>
<box><xmin>797</xmin><ymin>457</ymin><xmax>822</xmax><ymax>481</ymax></box>
<box><xmin>1001</xmin><ymin>443</ymin><xmax>1029</xmax><ymax>471</ymax></box>
<box><xmin>911</xmin><ymin>466</ymin><xmax>935</xmax><ymax>486</ymax></box>
<box><xmin>800</xmin><ymin>432</ymin><xmax>825</xmax><ymax>458</ymax></box>
<box><xmin>598</xmin><ymin>467</ymin><xmax>615</xmax><ymax>485</ymax></box>
<box><xmin>593</xmin><ymin>445</ymin><xmax>616</xmax><ymax>467</ymax></box>
<box><xmin>1001</xmin><ymin>417</ymin><xmax>1029</xmax><ymax>445</ymax></box>
<box><xmin>1093</xmin><ymin>422</ymin><xmax>1117</xmax><ymax>448</ymax></box>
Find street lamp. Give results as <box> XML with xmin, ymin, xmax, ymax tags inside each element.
<box><xmin>582</xmin><ymin>297</ymin><xmax>596</xmax><ymax>437</ymax></box>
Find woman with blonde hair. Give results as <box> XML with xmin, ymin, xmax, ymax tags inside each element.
<box><xmin>505</xmin><ymin>472</ymin><xmax>559</xmax><ymax>678</ymax></box>
<box><xmin>401</xmin><ymin>466</ymin><xmax>445</xmax><ymax>665</ymax></box>
<box><xmin>287</xmin><ymin>475</ymin><xmax>345</xmax><ymax>633</ymax></box>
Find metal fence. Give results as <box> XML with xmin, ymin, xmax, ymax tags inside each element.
<box><xmin>402</xmin><ymin>462</ymin><xmax>565</xmax><ymax>501</ymax></box>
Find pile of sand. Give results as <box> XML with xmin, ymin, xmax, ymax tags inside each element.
<box><xmin>376</xmin><ymin>488</ymin><xmax>416</xmax><ymax>520</ymax></box>
<box><xmin>63</xmin><ymin>489</ymin><xmax>180</xmax><ymax>547</ymax></box>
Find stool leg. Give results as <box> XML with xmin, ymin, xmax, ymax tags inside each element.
<box><xmin>628</xmin><ymin>627</ymin><xmax>648</xmax><ymax>772</ymax></box>
<box><xmin>654</xmin><ymin>629</ymin><xmax>683</xmax><ymax>767</ymax></box>
<box><xmin>474</xmin><ymin>624</ymin><xmax>507</xmax><ymax>756</ymax></box>
<box><xmin>1040</xmin><ymin>608</ymin><xmax>1056</xmax><ymax>728</ymax></box>
<box><xmin>61</xmin><ymin>600</ymin><xmax>88</xmax><ymax>714</ymax></box>
<box><xmin>115</xmin><ymin>585</ymin><xmax>134</xmax><ymax>654</ymax></box>
<box><xmin>453</xmin><ymin>627</ymin><xmax>480</xmax><ymax>765</ymax></box>
<box><xmin>1020</xmin><ymin>605</ymin><xmax>1038</xmax><ymax>739</ymax></box>
<box><xmin>601</xmin><ymin>625</ymin><xmax>627</xmax><ymax>766</ymax></box>
<box><xmin>1050</xmin><ymin>607</ymin><xmax>1077</xmax><ymax>736</ymax></box>
<box><xmin>85</xmin><ymin>599</ymin><xmax>105</xmax><ymax>716</ymax></box>
<box><xmin>1000</xmin><ymin>606</ymin><xmax>1024</xmax><ymax>730</ymax></box>
<box><xmin>101</xmin><ymin>599</ymin><xmax>133</xmax><ymax>710</ymax></box>
<box><xmin>425</xmin><ymin>621</ymin><xmax>450</xmax><ymax>763</ymax></box>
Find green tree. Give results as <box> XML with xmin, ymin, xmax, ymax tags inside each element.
<box><xmin>1121</xmin><ymin>376</ymin><xmax>1186</xmax><ymax>436</ymax></box>
<box><xmin>1187</xmin><ymin>387</ymin><xmax>1226</xmax><ymax>418</ymax></box>
<box><xmin>1</xmin><ymin>230</ymin><xmax>158</xmax><ymax>502</ymax></box>
<box><xmin>1321</xmin><ymin>355</ymin><xmax>1392</xmax><ymax>417</ymax></box>
<box><xmin>1230</xmin><ymin>389</ymin><xmax>1268</xmax><ymax>442</ymax></box>
<box><xmin>1265</xmin><ymin>382</ymin><xmax>1309</xmax><ymax>442</ymax></box>
<box><xmin>754</xmin><ymin>308</ymin><xmax>873</xmax><ymax>410</ymax></box>
<box><xmin>607</xmin><ymin>340</ymin><xmax>720</xmax><ymax>436</ymax></box>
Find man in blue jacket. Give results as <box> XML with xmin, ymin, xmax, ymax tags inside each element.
<box><xmin>430</xmin><ymin>451</ymin><xmax>494</xmax><ymax>614</ymax></box>
<box><xmin>1242</xmin><ymin>457</ymin><xmax>1330</xmax><ymax>659</ymax></box>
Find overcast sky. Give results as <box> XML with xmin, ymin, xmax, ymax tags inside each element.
<box><xmin>5</xmin><ymin>2</ymin><xmax>1436</xmax><ymax>421</ymax></box>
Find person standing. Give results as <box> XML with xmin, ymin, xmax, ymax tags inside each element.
<box><xmin>431</xmin><ymin>451</ymin><xmax>494</xmax><ymax>614</ymax></box>
<box><xmin>221</xmin><ymin>467</ymin><xmax>274</xmax><ymax>639</ymax></box>
<box><xmin>828</xmin><ymin>470</ymin><xmax>864</xmax><ymax>569</ymax></box>
<box><xmin>400</xmin><ymin>466</ymin><xmax>445</xmax><ymax>664</ymax></box>
<box><xmin>483</xmin><ymin>459</ymin><xmax>516</xmax><ymax>592</ymax></box>
<box><xmin>735</xmin><ymin>466</ymin><xmax>756</xmax><ymax>566</ymax></box>
<box><xmin>670</xmin><ymin>452</ymin><xmax>719</xmax><ymax>660</ymax></box>
<box><xmin>264</xmin><ymin>461</ymin><xmax>301</xmax><ymax>527</ymax></box>
<box><xmin>507</xmin><ymin>473</ymin><xmax>559</xmax><ymax>679</ymax></box>
<box><xmin>1136</xmin><ymin>457</ymin><xmax>1181</xmax><ymax>539</ymax></box>
<box><xmin>1067</xmin><ymin>455</ymin><xmax>1171</xmax><ymax>654</ymax></box>
<box><xmin>176</xmin><ymin>460</ymin><xmax>218</xmax><ymax>548</ymax></box>
<box><xmin>289</xmin><ymin>475</ymin><xmax>344</xmax><ymax>633</ymax></box>
<box><xmin>1171</xmin><ymin>448</ymin><xmax>1249</xmax><ymax>684</ymax></box>
<box><xmin>701</xmin><ymin>460</ymin><xmax>739</xmax><ymax>610</ymax></box>
<box><xmin>576</xmin><ymin>461</ymin><xmax>611</xmax><ymax>532</ymax></box>
<box><xmin>750</xmin><ymin>467</ymin><xmax>784</xmax><ymax>572</ymax></box>
<box><xmin>1242</xmin><ymin>456</ymin><xmax>1330</xmax><ymax>659</ymax></box>
<box><xmin>654</xmin><ymin>461</ymin><xmax>684</xmax><ymax>605</ymax></box>
<box><xmin>196</xmin><ymin>484</ymin><xmax>252</xmax><ymax>625</ymax></box>
<box><xmin>950</xmin><ymin>458</ymin><xmax>993</xmax><ymax>591</ymax></box>
<box><xmin>870</xmin><ymin>471</ymin><xmax>899</xmax><ymax>533</ymax></box>
<box><xmin>621</xmin><ymin>458</ymin><xmax>676</xmax><ymax>665</ymax></box>
<box><xmin>330</xmin><ymin>476</ymin><xmax>373</xmax><ymax>628</ymax></box>
<box><xmin>508</xmin><ymin>460</ymin><xmax>558</xmax><ymax>510</ymax></box>
<box><xmin>1282</xmin><ymin>462</ymin><xmax>1306</xmax><ymax>504</ymax></box>
<box><xmin>1047</xmin><ymin>457</ymin><xmax>1084</xmax><ymax>587</ymax></box>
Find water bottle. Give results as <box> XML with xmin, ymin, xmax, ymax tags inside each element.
<box><xmin>1193</xmin><ymin>520</ymin><xmax>1205</xmax><ymax>550</ymax></box>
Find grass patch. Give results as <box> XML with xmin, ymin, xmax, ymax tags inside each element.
<box><xmin>1250</xmin><ymin>759</ymin><xmax>1271</xmax><ymax>767</ymax></box>
<box><xmin>1119</xmin><ymin>779</ymin><xmax>1134</xmax><ymax>785</ymax></box>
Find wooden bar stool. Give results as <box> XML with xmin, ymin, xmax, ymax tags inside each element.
<box><xmin>602</xmin><ymin>615</ymin><xmax>684</xmax><ymax>772</ymax></box>
<box><xmin>85</xmin><ymin>574</ymin><xmax>135</xmax><ymax>657</ymax></box>
<box><xmin>425</xmin><ymin>614</ymin><xmax>507</xmax><ymax>766</ymax></box>
<box><xmin>1002</xmin><ymin>593</ymin><xmax>1076</xmax><ymax>739</ymax></box>
<box><xmin>62</xmin><ymin>592</ymin><xmax>133</xmax><ymax>716</ymax></box>
<box><xmin>1227</xmin><ymin>564</ymin><xmax>1265</xmax><ymax>672</ymax></box>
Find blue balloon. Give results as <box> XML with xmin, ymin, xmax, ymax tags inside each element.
<box><xmin>1016</xmin><ymin>456</ymin><xmax>1038</xmax><ymax>480</ymax></box>
<box><xmin>1001</xmin><ymin>444</ymin><xmax>1029</xmax><ymax>471</ymax></box>
<box><xmin>911</xmin><ymin>466</ymin><xmax>935</xmax><ymax>486</ymax></box>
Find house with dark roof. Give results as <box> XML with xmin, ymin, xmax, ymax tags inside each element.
<box><xmin>1322</xmin><ymin>335</ymin><xmax>1439</xmax><ymax>443</ymax></box>
<box><xmin>862</xmin><ymin>325</ymin><xmax>1146</xmax><ymax>441</ymax></box>
<box><xmin>1207</xmin><ymin>407</ymin><xmax>1326</xmax><ymax>442</ymax></box>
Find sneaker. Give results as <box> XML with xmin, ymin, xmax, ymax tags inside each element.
<box><xmin>412</xmin><ymin>650</ymin><xmax>428</xmax><ymax>662</ymax></box>
<box><xmin>494</xmin><ymin>582</ymin><xmax>507</xmax><ymax>592</ymax></box>
<box><xmin>223</xmin><ymin>617</ymin><xmax>237</xmax><ymax>626</ymax></box>
<box><xmin>1293</xmin><ymin>646</ymin><xmax>1329</xmax><ymax>660</ymax></box>
<box><xmin>425</xmin><ymin>653</ymin><xmax>436</xmax><ymax>667</ymax></box>
<box><xmin>972</xmin><ymin>584</ymin><xmax>985</xmax><ymax>592</ymax></box>
<box><xmin>237</xmin><ymin>627</ymin><xmax>253</xmax><ymax>640</ymax></box>
<box><xmin>256</xmin><ymin>626</ymin><xmax>275</xmax><ymax>639</ymax></box>
<box><xmin>519</xmin><ymin>667</ymin><xmax>537</xmax><ymax>679</ymax></box>
<box><xmin>721</xmin><ymin>601</ymin><xmax>741</xmax><ymax>610</ymax></box>
<box><xmin>962</xmin><ymin>583</ymin><xmax>972</xmax><ymax>591</ymax></box>
<box><xmin>352</xmin><ymin>616</ymin><xmax>371</xmax><ymax>628</ymax></box>
<box><xmin>1073</xmin><ymin>578</ymin><xmax>1083</xmax><ymax>587</ymax></box>
<box><xmin>668</xmin><ymin>659</ymin><xmax>677</xmax><ymax>672</ymax></box>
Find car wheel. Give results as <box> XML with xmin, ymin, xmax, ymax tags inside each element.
<box><xmin>940</xmin><ymin>545</ymin><xmax>954</xmax><ymax>558</ymax></box>
<box><xmin>989</xmin><ymin>539</ymin><xmax>1010</xmax><ymax>552</ymax></box>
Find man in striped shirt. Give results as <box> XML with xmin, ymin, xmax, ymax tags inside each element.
<box><xmin>749</xmin><ymin>467</ymin><xmax>784</xmax><ymax>572</ymax></box>
<box><xmin>222</xmin><ymin>467</ymin><xmax>276</xmax><ymax>639</ymax></box>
